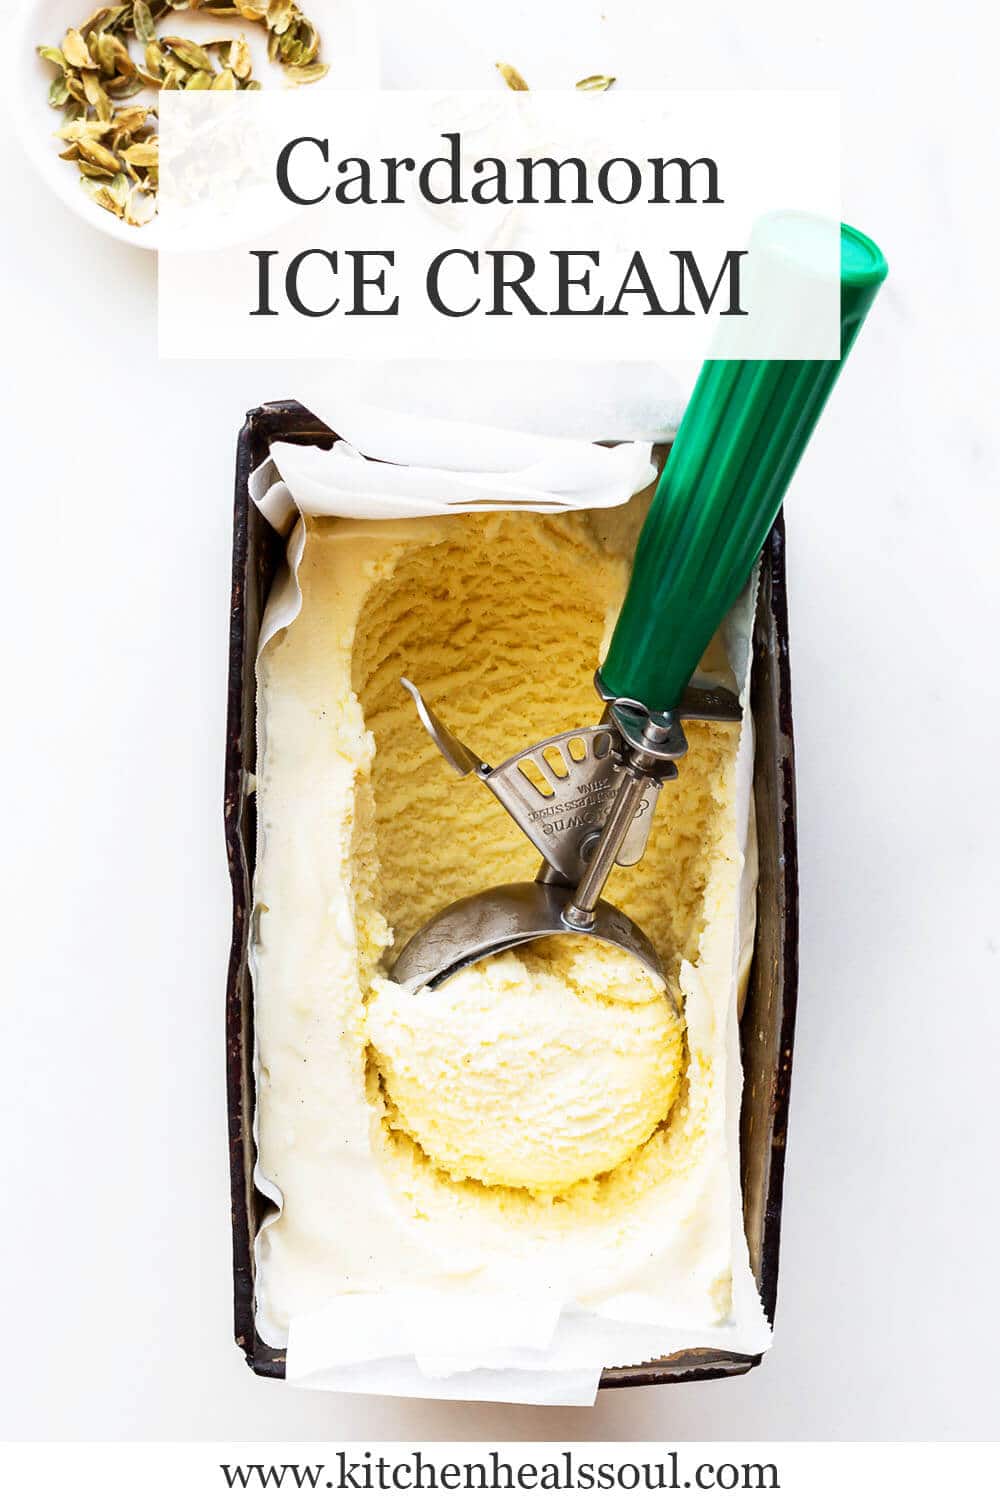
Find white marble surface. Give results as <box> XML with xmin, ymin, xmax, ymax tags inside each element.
<box><xmin>2</xmin><ymin>0</ymin><xmax>998</xmax><ymax>1440</ymax></box>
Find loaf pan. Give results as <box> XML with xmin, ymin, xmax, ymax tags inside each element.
<box><xmin>224</xmin><ymin>401</ymin><xmax>799</xmax><ymax>1387</ymax></box>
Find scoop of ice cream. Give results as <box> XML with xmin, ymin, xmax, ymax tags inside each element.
<box><xmin>367</xmin><ymin>936</ymin><xmax>685</xmax><ymax>1194</ymax></box>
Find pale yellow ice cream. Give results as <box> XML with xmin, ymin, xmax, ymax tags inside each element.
<box><xmin>368</xmin><ymin>937</ymin><xmax>684</xmax><ymax>1194</ymax></box>
<box><xmin>252</xmin><ymin>502</ymin><xmax>747</xmax><ymax>1345</ymax></box>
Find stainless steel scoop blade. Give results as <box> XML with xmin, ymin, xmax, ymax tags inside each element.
<box><xmin>389</xmin><ymin>678</ymin><xmax>741</xmax><ymax>992</ymax></box>
<box><xmin>389</xmin><ymin>878</ymin><xmax>664</xmax><ymax>995</ymax></box>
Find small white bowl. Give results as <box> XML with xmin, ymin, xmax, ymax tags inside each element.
<box><xmin>11</xmin><ymin>0</ymin><xmax>379</xmax><ymax>251</ymax></box>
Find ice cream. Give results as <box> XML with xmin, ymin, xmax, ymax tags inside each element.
<box><xmin>252</xmin><ymin>502</ymin><xmax>747</xmax><ymax>1347</ymax></box>
<box><xmin>368</xmin><ymin>937</ymin><xmax>684</xmax><ymax>1194</ymax></box>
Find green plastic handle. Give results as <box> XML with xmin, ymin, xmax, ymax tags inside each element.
<box><xmin>600</xmin><ymin>222</ymin><xmax>888</xmax><ymax>711</ymax></box>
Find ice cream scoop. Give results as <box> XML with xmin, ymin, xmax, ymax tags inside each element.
<box><xmin>392</xmin><ymin>221</ymin><xmax>888</xmax><ymax>993</ymax></box>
